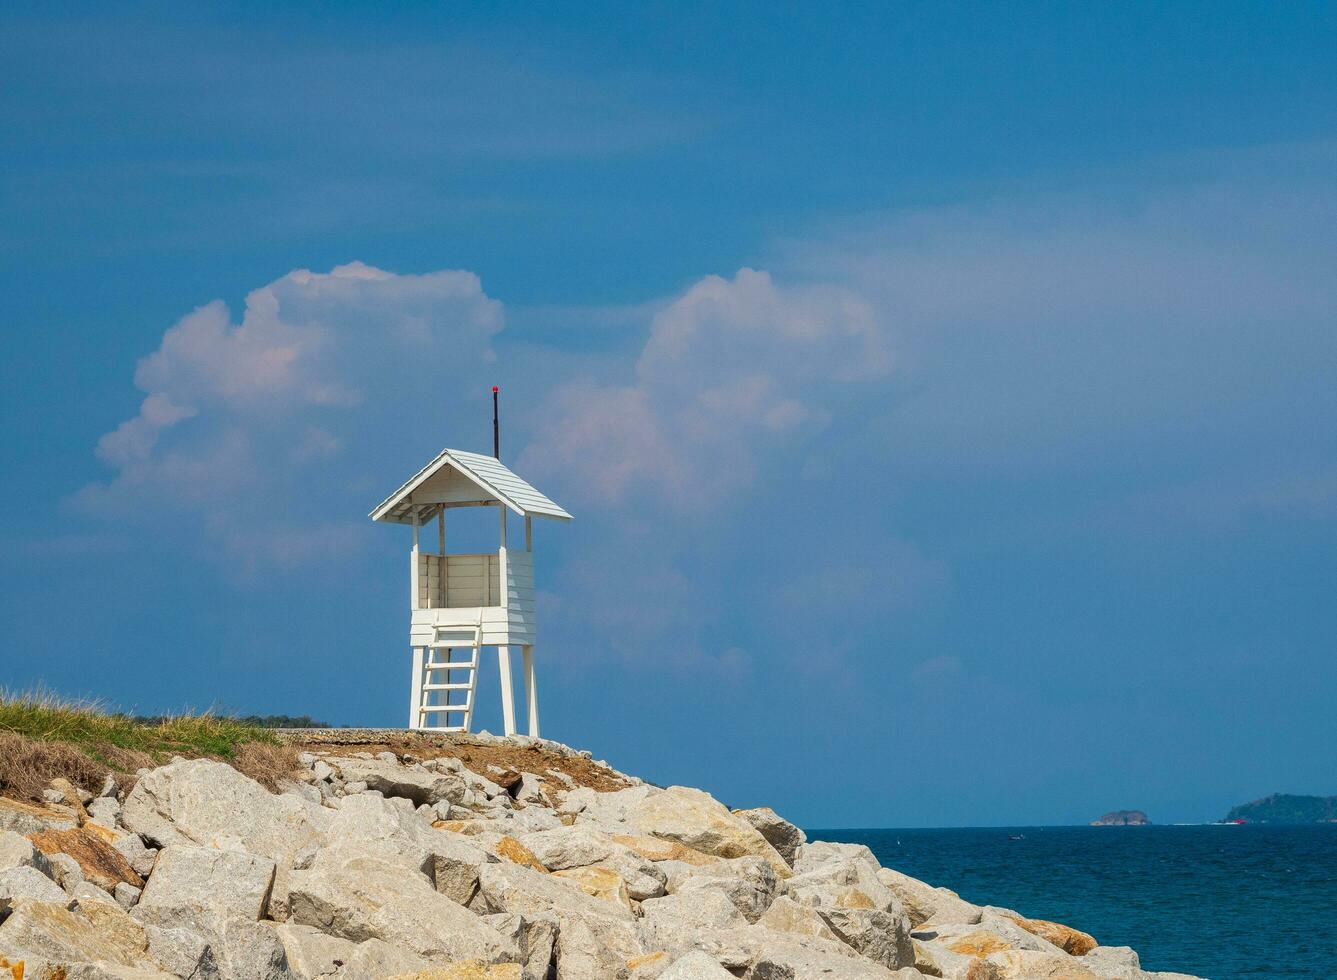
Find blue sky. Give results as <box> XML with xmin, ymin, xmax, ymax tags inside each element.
<box><xmin>3</xmin><ymin>2</ymin><xmax>1336</xmax><ymax>827</ymax></box>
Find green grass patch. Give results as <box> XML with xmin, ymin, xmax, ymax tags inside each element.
<box><xmin>0</xmin><ymin>689</ymin><xmax>280</xmax><ymax>763</ymax></box>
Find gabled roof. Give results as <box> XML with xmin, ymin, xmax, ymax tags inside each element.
<box><xmin>369</xmin><ymin>447</ymin><xmax>572</xmax><ymax>525</ymax></box>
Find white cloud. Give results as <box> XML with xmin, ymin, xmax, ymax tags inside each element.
<box><xmin>77</xmin><ymin>261</ymin><xmax>504</xmax><ymax>564</ymax></box>
<box><xmin>520</xmin><ymin>268</ymin><xmax>890</xmax><ymax>509</ymax></box>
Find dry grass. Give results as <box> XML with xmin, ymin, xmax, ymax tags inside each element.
<box><xmin>231</xmin><ymin>742</ymin><xmax>301</xmax><ymax>792</ymax></box>
<box><xmin>0</xmin><ymin>690</ymin><xmax>291</xmax><ymax>802</ymax></box>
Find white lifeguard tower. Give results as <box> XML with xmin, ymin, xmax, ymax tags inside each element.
<box><xmin>369</xmin><ymin>402</ymin><xmax>570</xmax><ymax>735</ymax></box>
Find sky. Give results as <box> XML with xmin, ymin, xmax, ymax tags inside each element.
<box><xmin>2</xmin><ymin>2</ymin><xmax>1336</xmax><ymax>828</ymax></box>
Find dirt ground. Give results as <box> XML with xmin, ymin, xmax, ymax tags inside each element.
<box><xmin>278</xmin><ymin>729</ymin><xmax>634</xmax><ymax>795</ymax></box>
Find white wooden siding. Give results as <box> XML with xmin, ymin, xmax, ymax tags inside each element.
<box><xmin>408</xmin><ymin>547</ymin><xmax>536</xmax><ymax>647</ymax></box>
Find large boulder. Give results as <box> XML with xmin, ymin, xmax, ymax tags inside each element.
<box><xmin>28</xmin><ymin>827</ymin><xmax>144</xmax><ymax>893</ymax></box>
<box><xmin>325</xmin><ymin>756</ymin><xmax>468</xmax><ymax>807</ymax></box>
<box><xmin>214</xmin><ymin>918</ymin><xmax>297</xmax><ymax>980</ymax></box>
<box><xmin>141</xmin><ymin>922</ymin><xmax>218</xmax><ymax>979</ymax></box>
<box><xmin>876</xmin><ymin>867</ymin><xmax>981</xmax><ymax>928</ymax></box>
<box><xmin>611</xmin><ymin>833</ymin><xmax>719</xmax><ymax>867</ymax></box>
<box><xmin>552</xmin><ymin>907</ymin><xmax>647</xmax><ymax>980</ymax></box>
<box><xmin>0</xmin><ymin>798</ymin><xmax>79</xmax><ymax>836</ymax></box>
<box><xmin>985</xmin><ymin>950</ymin><xmax>1102</xmax><ymax>980</ymax></box>
<box><xmin>640</xmin><ymin>889</ymin><xmax>749</xmax><ymax>939</ymax></box>
<box><xmin>122</xmin><ymin>758</ymin><xmax>329</xmax><ymax>866</ymax></box>
<box><xmin>1079</xmin><ymin>946</ymin><xmax>1142</xmax><ymax>980</ymax></box>
<box><xmin>482</xmin><ymin>911</ymin><xmax>558</xmax><ymax>980</ymax></box>
<box><xmin>275</xmin><ymin>921</ymin><xmax>359</xmax><ymax>979</ymax></box>
<box><xmin>516</xmin><ymin>827</ymin><xmax>615</xmax><ymax>871</ymax></box>
<box><xmin>784</xmin><ymin>856</ymin><xmax>901</xmax><ymax>917</ymax></box>
<box><xmin>335</xmin><ymin>938</ymin><xmax>435</xmax><ymax>980</ymax></box>
<box><xmin>0</xmin><ymin>829</ymin><xmax>54</xmax><ymax>876</ymax></box>
<box><xmin>674</xmin><ymin>856</ymin><xmax>780</xmax><ymax>923</ymax></box>
<box><xmin>659</xmin><ymin>951</ymin><xmax>736</xmax><ymax>979</ymax></box>
<box><xmin>818</xmin><ymin>905</ymin><xmax>915</xmax><ymax>971</ymax></box>
<box><xmin>321</xmin><ymin>793</ymin><xmax>493</xmax><ymax>905</ymax></box>
<box><xmin>628</xmin><ymin>788</ymin><xmax>791</xmax><ymax>877</ymax></box>
<box><xmin>288</xmin><ymin>847</ymin><xmax>511</xmax><ymax>964</ymax></box>
<box><xmin>660</xmin><ymin>926</ymin><xmax>888</xmax><ymax>980</ymax></box>
<box><xmin>133</xmin><ymin>844</ymin><xmax>276</xmax><ymax>929</ymax></box>
<box><xmin>469</xmin><ymin>860</ymin><xmax>633</xmax><ymax>922</ymax></box>
<box><xmin>784</xmin><ymin>857</ymin><xmax>914</xmax><ymax>969</ymax></box>
<box><xmin>0</xmin><ymin>866</ymin><xmax>69</xmax><ymax>908</ymax></box>
<box><xmin>550</xmin><ymin>865</ymin><xmax>632</xmax><ymax>913</ymax></box>
<box><xmin>917</xmin><ymin>915</ymin><xmax>1065</xmax><ymax>959</ymax></box>
<box><xmin>997</xmin><ymin>912</ymin><xmax>1098</xmax><ymax>956</ymax></box>
<box><xmin>0</xmin><ymin>898</ymin><xmax>168</xmax><ymax>976</ymax></box>
<box><xmin>732</xmin><ymin>808</ymin><xmax>806</xmax><ymax>867</ymax></box>
<box><xmin>755</xmin><ymin>895</ymin><xmax>842</xmax><ymax>944</ymax></box>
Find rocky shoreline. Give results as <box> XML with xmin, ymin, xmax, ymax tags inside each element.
<box><xmin>0</xmin><ymin>731</ymin><xmax>1206</xmax><ymax>980</ymax></box>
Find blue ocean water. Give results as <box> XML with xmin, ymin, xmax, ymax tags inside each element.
<box><xmin>813</xmin><ymin>826</ymin><xmax>1337</xmax><ymax>980</ymax></box>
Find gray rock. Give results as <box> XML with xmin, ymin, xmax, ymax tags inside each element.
<box><xmin>602</xmin><ymin>850</ymin><xmax>668</xmax><ymax>901</ymax></box>
<box><xmin>919</xmin><ymin>914</ymin><xmax>1064</xmax><ymax>956</ymax></box>
<box><xmin>1082</xmin><ymin>945</ymin><xmax>1143</xmax><ymax>980</ymax></box>
<box><xmin>744</xmin><ymin>939</ymin><xmax>903</xmax><ymax>979</ymax></box>
<box><xmin>121</xmin><ymin>758</ymin><xmax>330</xmax><ymax>867</ymax></box>
<box><xmin>515</xmin><ymin>772</ymin><xmax>546</xmax><ymax>804</ymax></box>
<box><xmin>133</xmin><ymin>844</ymin><xmax>276</xmax><ymax>929</ymax></box>
<box><xmin>553</xmin><ymin>906</ymin><xmax>647</xmax><ymax>980</ymax></box>
<box><xmin>470</xmin><ymin>859</ymin><xmax>633</xmax><ymax>921</ymax></box>
<box><xmin>87</xmin><ymin>796</ymin><xmax>124</xmax><ymax>829</ymax></box>
<box><xmin>319</xmin><ymin>792</ymin><xmax>492</xmax><ymax>904</ymax></box>
<box><xmin>0</xmin><ymin>828</ymin><xmax>55</xmax><ymax>876</ymax></box>
<box><xmin>785</xmin><ymin>856</ymin><xmax>901</xmax><ymax>916</ymax></box>
<box><xmin>819</xmin><ymin>905</ymin><xmax>915</xmax><ymax>970</ymax></box>
<box><xmin>792</xmin><ymin>840</ymin><xmax>880</xmax><ymax>873</ymax></box>
<box><xmin>288</xmin><ymin>846</ymin><xmax>509</xmax><ymax>964</ymax></box>
<box><xmin>660</xmin><ymin>950</ymin><xmax>736</xmax><ymax>980</ymax></box>
<box><xmin>143</xmin><ymin>922</ymin><xmax>219</xmax><ymax>979</ymax></box>
<box><xmin>876</xmin><ymin>867</ymin><xmax>981</xmax><ymax>928</ymax></box>
<box><xmin>326</xmin><ymin>756</ymin><xmax>467</xmax><ymax>806</ymax></box>
<box><xmin>70</xmin><ymin>880</ymin><xmax>120</xmax><ymax>907</ymax></box>
<box><xmin>733</xmin><ymin>807</ymin><xmax>807</xmax><ymax>867</ymax></box>
<box><xmin>0</xmin><ymin>798</ymin><xmax>78</xmax><ymax>835</ymax></box>
<box><xmin>640</xmin><ymin>889</ymin><xmax>749</xmax><ymax>936</ymax></box>
<box><xmin>484</xmin><ymin>910</ymin><xmax>559</xmax><ymax>980</ymax></box>
<box><xmin>0</xmin><ymin>898</ymin><xmax>161</xmax><ymax>974</ymax></box>
<box><xmin>112</xmin><ymin>833</ymin><xmax>158</xmax><ymax>878</ymax></box>
<box><xmin>517</xmin><ymin>826</ymin><xmax>616</xmax><ymax>871</ymax></box>
<box><xmin>754</xmin><ymin>896</ymin><xmax>844</xmax><ymax>943</ymax></box>
<box><xmin>676</xmin><ymin>855</ymin><xmax>780</xmax><ymax>923</ymax></box>
<box><xmin>332</xmin><ymin>938</ymin><xmax>434</xmax><ymax>980</ymax></box>
<box><xmin>114</xmin><ymin>881</ymin><xmax>142</xmax><ymax>910</ymax></box>
<box><xmin>0</xmin><ymin>865</ymin><xmax>70</xmax><ymax>908</ymax></box>
<box><xmin>628</xmin><ymin>786</ymin><xmax>791</xmax><ymax>878</ymax></box>
<box><xmin>275</xmin><ymin>922</ymin><xmax>358</xmax><ymax>979</ymax></box>
<box><xmin>48</xmin><ymin>849</ymin><xmax>88</xmax><ymax>890</ymax></box>
<box><xmin>216</xmin><ymin>918</ymin><xmax>296</xmax><ymax>980</ymax></box>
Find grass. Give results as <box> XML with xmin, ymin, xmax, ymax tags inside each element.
<box><xmin>0</xmin><ymin>690</ymin><xmax>295</xmax><ymax>801</ymax></box>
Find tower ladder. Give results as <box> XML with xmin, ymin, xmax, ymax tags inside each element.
<box><xmin>416</xmin><ymin>622</ymin><xmax>482</xmax><ymax>732</ymax></box>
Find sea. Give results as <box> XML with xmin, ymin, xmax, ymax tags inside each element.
<box><xmin>813</xmin><ymin>825</ymin><xmax>1337</xmax><ymax>980</ymax></box>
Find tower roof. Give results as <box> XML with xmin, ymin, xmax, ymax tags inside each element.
<box><xmin>369</xmin><ymin>448</ymin><xmax>572</xmax><ymax>525</ymax></box>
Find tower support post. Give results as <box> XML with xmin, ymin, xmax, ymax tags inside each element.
<box><xmin>523</xmin><ymin>645</ymin><xmax>539</xmax><ymax>738</ymax></box>
<box><xmin>498</xmin><ymin>646</ymin><xmax>517</xmax><ymax>736</ymax></box>
<box><xmin>408</xmin><ymin>646</ymin><xmax>425</xmax><ymax>729</ymax></box>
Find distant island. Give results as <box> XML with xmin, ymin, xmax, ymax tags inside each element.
<box><xmin>1090</xmin><ymin>809</ymin><xmax>1149</xmax><ymax>826</ymax></box>
<box><xmin>1225</xmin><ymin>793</ymin><xmax>1337</xmax><ymax>824</ymax></box>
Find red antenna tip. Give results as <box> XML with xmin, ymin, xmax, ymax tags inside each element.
<box><xmin>492</xmin><ymin>385</ymin><xmax>499</xmax><ymax>393</ymax></box>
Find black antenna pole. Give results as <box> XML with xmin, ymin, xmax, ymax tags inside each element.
<box><xmin>492</xmin><ymin>386</ymin><xmax>500</xmax><ymax>459</ymax></box>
